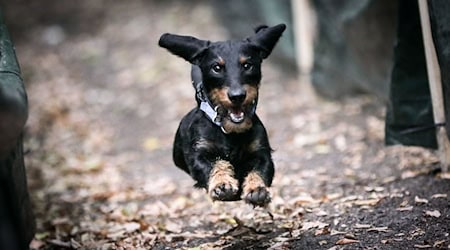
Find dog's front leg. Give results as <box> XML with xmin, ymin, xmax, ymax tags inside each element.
<box><xmin>242</xmin><ymin>153</ymin><xmax>274</xmax><ymax>207</ymax></box>
<box><xmin>208</xmin><ymin>159</ymin><xmax>240</xmax><ymax>201</ymax></box>
<box><xmin>188</xmin><ymin>153</ymin><xmax>239</xmax><ymax>201</ymax></box>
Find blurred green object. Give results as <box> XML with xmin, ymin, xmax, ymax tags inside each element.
<box><xmin>0</xmin><ymin>10</ymin><xmax>28</xmax><ymax>157</ymax></box>
<box><xmin>311</xmin><ymin>0</ymin><xmax>397</xmax><ymax>99</ymax></box>
<box><xmin>385</xmin><ymin>0</ymin><xmax>437</xmax><ymax>149</ymax></box>
<box><xmin>0</xmin><ymin>9</ymin><xmax>35</xmax><ymax>250</ymax></box>
<box><xmin>385</xmin><ymin>0</ymin><xmax>450</xmax><ymax>149</ymax></box>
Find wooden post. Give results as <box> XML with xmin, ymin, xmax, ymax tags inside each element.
<box><xmin>291</xmin><ymin>0</ymin><xmax>317</xmax><ymax>102</ymax></box>
<box><xmin>291</xmin><ymin>0</ymin><xmax>314</xmax><ymax>74</ymax></box>
<box><xmin>418</xmin><ymin>0</ymin><xmax>450</xmax><ymax>172</ymax></box>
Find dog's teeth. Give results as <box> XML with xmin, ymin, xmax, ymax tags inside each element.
<box><xmin>230</xmin><ymin>112</ymin><xmax>244</xmax><ymax>123</ymax></box>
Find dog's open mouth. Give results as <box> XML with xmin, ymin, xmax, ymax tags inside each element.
<box><xmin>225</xmin><ymin>99</ymin><xmax>258</xmax><ymax>124</ymax></box>
<box><xmin>229</xmin><ymin>107</ymin><xmax>245</xmax><ymax>123</ymax></box>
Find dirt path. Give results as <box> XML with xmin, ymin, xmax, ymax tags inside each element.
<box><xmin>4</xmin><ymin>1</ymin><xmax>449</xmax><ymax>249</ymax></box>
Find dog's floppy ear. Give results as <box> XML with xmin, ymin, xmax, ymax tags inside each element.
<box><xmin>159</xmin><ymin>33</ymin><xmax>209</xmax><ymax>64</ymax></box>
<box><xmin>248</xmin><ymin>24</ymin><xmax>286</xmax><ymax>59</ymax></box>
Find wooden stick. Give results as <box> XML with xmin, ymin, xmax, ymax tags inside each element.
<box><xmin>418</xmin><ymin>0</ymin><xmax>450</xmax><ymax>172</ymax></box>
<box><xmin>291</xmin><ymin>0</ymin><xmax>314</xmax><ymax>75</ymax></box>
<box><xmin>291</xmin><ymin>0</ymin><xmax>317</xmax><ymax>102</ymax></box>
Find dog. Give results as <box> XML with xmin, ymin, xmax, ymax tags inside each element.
<box><xmin>158</xmin><ymin>24</ymin><xmax>286</xmax><ymax>207</ymax></box>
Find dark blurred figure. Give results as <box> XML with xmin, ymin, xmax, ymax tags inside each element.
<box><xmin>311</xmin><ymin>0</ymin><xmax>398</xmax><ymax>99</ymax></box>
<box><xmin>385</xmin><ymin>0</ymin><xmax>450</xmax><ymax>149</ymax></box>
<box><xmin>0</xmin><ymin>10</ymin><xmax>35</xmax><ymax>250</ymax></box>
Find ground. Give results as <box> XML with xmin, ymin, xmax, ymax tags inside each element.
<box><xmin>3</xmin><ymin>1</ymin><xmax>450</xmax><ymax>249</ymax></box>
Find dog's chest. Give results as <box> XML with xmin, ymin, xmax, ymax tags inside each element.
<box><xmin>195</xmin><ymin>133</ymin><xmax>254</xmax><ymax>163</ymax></box>
<box><xmin>219</xmin><ymin>140</ymin><xmax>246</xmax><ymax>161</ymax></box>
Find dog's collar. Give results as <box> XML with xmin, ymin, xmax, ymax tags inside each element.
<box><xmin>195</xmin><ymin>81</ymin><xmax>223</xmax><ymax>127</ymax></box>
<box><xmin>199</xmin><ymin>100</ymin><xmax>222</xmax><ymax>126</ymax></box>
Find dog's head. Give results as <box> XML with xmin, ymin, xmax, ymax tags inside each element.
<box><xmin>159</xmin><ymin>24</ymin><xmax>286</xmax><ymax>133</ymax></box>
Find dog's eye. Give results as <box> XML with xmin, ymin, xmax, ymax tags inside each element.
<box><xmin>212</xmin><ymin>64</ymin><xmax>224</xmax><ymax>73</ymax></box>
<box><xmin>242</xmin><ymin>62</ymin><xmax>253</xmax><ymax>71</ymax></box>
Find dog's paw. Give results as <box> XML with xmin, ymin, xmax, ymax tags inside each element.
<box><xmin>208</xmin><ymin>160</ymin><xmax>239</xmax><ymax>201</ymax></box>
<box><xmin>243</xmin><ymin>186</ymin><xmax>271</xmax><ymax>207</ymax></box>
<box><xmin>209</xmin><ymin>181</ymin><xmax>239</xmax><ymax>201</ymax></box>
<box><xmin>242</xmin><ymin>171</ymin><xmax>271</xmax><ymax>207</ymax></box>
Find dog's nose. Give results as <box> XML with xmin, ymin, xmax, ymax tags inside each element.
<box><xmin>228</xmin><ymin>89</ymin><xmax>247</xmax><ymax>104</ymax></box>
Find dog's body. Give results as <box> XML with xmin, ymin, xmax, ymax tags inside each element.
<box><xmin>159</xmin><ymin>24</ymin><xmax>285</xmax><ymax>206</ymax></box>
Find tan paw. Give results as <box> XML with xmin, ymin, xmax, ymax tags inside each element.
<box><xmin>208</xmin><ymin>160</ymin><xmax>239</xmax><ymax>201</ymax></box>
<box><xmin>242</xmin><ymin>171</ymin><xmax>271</xmax><ymax>207</ymax></box>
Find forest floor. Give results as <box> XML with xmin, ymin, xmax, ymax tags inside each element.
<box><xmin>3</xmin><ymin>1</ymin><xmax>449</xmax><ymax>249</ymax></box>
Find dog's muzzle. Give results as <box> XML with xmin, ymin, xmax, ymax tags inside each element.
<box><xmin>195</xmin><ymin>81</ymin><xmax>257</xmax><ymax>131</ymax></box>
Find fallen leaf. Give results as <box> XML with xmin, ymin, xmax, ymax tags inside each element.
<box><xmin>30</xmin><ymin>239</ymin><xmax>45</xmax><ymax>249</ymax></box>
<box><xmin>34</xmin><ymin>232</ymin><xmax>50</xmax><ymax>240</ymax></box>
<box><xmin>340</xmin><ymin>195</ymin><xmax>359</xmax><ymax>202</ymax></box>
<box><xmin>410</xmin><ymin>228</ymin><xmax>426</xmax><ymax>238</ymax></box>
<box><xmin>314</xmin><ymin>226</ymin><xmax>330</xmax><ymax>236</ymax></box>
<box><xmin>367</xmin><ymin>226</ymin><xmax>389</xmax><ymax>233</ymax></box>
<box><xmin>354</xmin><ymin>198</ymin><xmax>380</xmax><ymax>206</ymax></box>
<box><xmin>165</xmin><ymin>220</ymin><xmax>183</xmax><ymax>233</ymax></box>
<box><xmin>80</xmin><ymin>233</ymin><xmax>93</xmax><ymax>243</ymax></box>
<box><xmin>319</xmin><ymin>240</ymin><xmax>328</xmax><ymax>246</ymax></box>
<box><xmin>396</xmin><ymin>206</ymin><xmax>413</xmax><ymax>211</ymax></box>
<box><xmin>433</xmin><ymin>240</ymin><xmax>446</xmax><ymax>247</ymax></box>
<box><xmin>401</xmin><ymin>170</ymin><xmax>421</xmax><ymax>179</ymax></box>
<box><xmin>431</xmin><ymin>193</ymin><xmax>447</xmax><ymax>199</ymax></box>
<box><xmin>424</xmin><ymin>210</ymin><xmax>441</xmax><ymax>218</ymax></box>
<box><xmin>414</xmin><ymin>196</ymin><xmax>428</xmax><ymax>204</ymax></box>
<box><xmin>301</xmin><ymin>221</ymin><xmax>329</xmax><ymax>231</ymax></box>
<box><xmin>344</xmin><ymin>233</ymin><xmax>357</xmax><ymax>240</ymax></box>
<box><xmin>291</xmin><ymin>229</ymin><xmax>302</xmax><ymax>238</ymax></box>
<box><xmin>438</xmin><ymin>172</ymin><xmax>450</xmax><ymax>179</ymax></box>
<box><xmin>399</xmin><ymin>200</ymin><xmax>409</xmax><ymax>207</ymax></box>
<box><xmin>222</xmin><ymin>217</ymin><xmax>239</xmax><ymax>227</ymax></box>
<box><xmin>354</xmin><ymin>223</ymin><xmax>371</xmax><ymax>229</ymax></box>
<box><xmin>330</xmin><ymin>229</ymin><xmax>347</xmax><ymax>236</ymax></box>
<box><xmin>123</xmin><ymin>222</ymin><xmax>141</xmax><ymax>233</ymax></box>
<box><xmin>382</xmin><ymin>176</ymin><xmax>397</xmax><ymax>183</ymax></box>
<box><xmin>315</xmin><ymin>210</ymin><xmax>328</xmax><ymax>217</ymax></box>
<box><xmin>272</xmin><ymin>232</ymin><xmax>293</xmax><ymax>245</ymax></box>
<box><xmin>322</xmin><ymin>193</ymin><xmax>342</xmax><ymax>202</ymax></box>
<box><xmin>414</xmin><ymin>244</ymin><xmax>432</xmax><ymax>249</ymax></box>
<box><xmin>336</xmin><ymin>238</ymin><xmax>359</xmax><ymax>245</ymax></box>
<box><xmin>107</xmin><ymin>227</ymin><xmax>127</xmax><ymax>239</ymax></box>
<box><xmin>92</xmin><ymin>191</ymin><xmax>115</xmax><ymax>201</ymax></box>
<box><xmin>364</xmin><ymin>186</ymin><xmax>385</xmax><ymax>192</ymax></box>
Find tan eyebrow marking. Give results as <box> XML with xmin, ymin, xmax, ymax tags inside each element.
<box><xmin>239</xmin><ymin>56</ymin><xmax>250</xmax><ymax>64</ymax></box>
<box><xmin>218</xmin><ymin>56</ymin><xmax>225</xmax><ymax>65</ymax></box>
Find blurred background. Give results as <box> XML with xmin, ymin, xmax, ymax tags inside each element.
<box><xmin>1</xmin><ymin>0</ymin><xmax>398</xmax><ymax>179</ymax></box>
<box><xmin>4</xmin><ymin>0</ymin><xmax>433</xmax><ymax>248</ymax></box>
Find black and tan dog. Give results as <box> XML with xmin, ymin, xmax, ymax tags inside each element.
<box><xmin>158</xmin><ymin>24</ymin><xmax>285</xmax><ymax>207</ymax></box>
